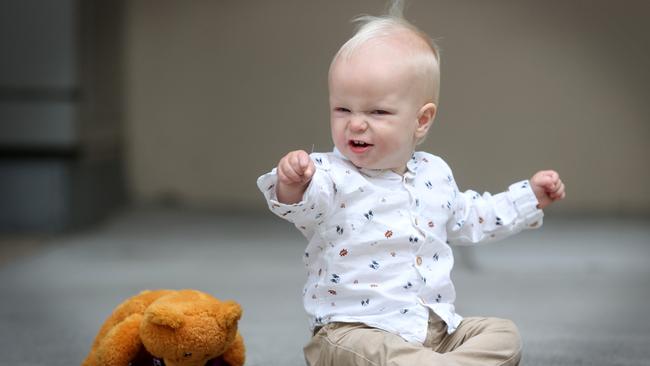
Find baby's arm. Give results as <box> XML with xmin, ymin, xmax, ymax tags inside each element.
<box><xmin>257</xmin><ymin>151</ymin><xmax>335</xmax><ymax>238</ymax></box>
<box><xmin>530</xmin><ymin>170</ymin><xmax>566</xmax><ymax>209</ymax></box>
<box><xmin>447</xmin><ymin>170</ymin><xmax>566</xmax><ymax>244</ymax></box>
<box><xmin>276</xmin><ymin>150</ymin><xmax>316</xmax><ymax>204</ymax></box>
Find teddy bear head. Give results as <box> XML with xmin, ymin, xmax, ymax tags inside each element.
<box><xmin>139</xmin><ymin>289</ymin><xmax>242</xmax><ymax>366</ymax></box>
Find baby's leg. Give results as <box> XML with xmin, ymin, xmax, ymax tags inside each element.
<box><xmin>303</xmin><ymin>318</ymin><xmax>521</xmax><ymax>366</ymax></box>
<box><xmin>433</xmin><ymin>317</ymin><xmax>522</xmax><ymax>366</ymax></box>
<box><xmin>304</xmin><ymin>322</ymin><xmax>447</xmax><ymax>366</ymax></box>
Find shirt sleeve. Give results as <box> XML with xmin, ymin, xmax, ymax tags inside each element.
<box><xmin>256</xmin><ymin>155</ymin><xmax>335</xmax><ymax>238</ymax></box>
<box><xmin>446</xmin><ymin>179</ymin><xmax>544</xmax><ymax>245</ymax></box>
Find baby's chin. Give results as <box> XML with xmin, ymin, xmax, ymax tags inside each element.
<box><xmin>345</xmin><ymin>155</ymin><xmax>403</xmax><ymax>172</ymax></box>
<box><xmin>353</xmin><ymin>162</ymin><xmax>386</xmax><ymax>170</ymax></box>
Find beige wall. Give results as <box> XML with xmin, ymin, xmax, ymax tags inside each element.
<box><xmin>123</xmin><ymin>0</ymin><xmax>650</xmax><ymax>214</ymax></box>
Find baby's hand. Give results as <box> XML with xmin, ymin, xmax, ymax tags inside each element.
<box><xmin>276</xmin><ymin>150</ymin><xmax>316</xmax><ymax>204</ymax></box>
<box><xmin>530</xmin><ymin>170</ymin><xmax>566</xmax><ymax>209</ymax></box>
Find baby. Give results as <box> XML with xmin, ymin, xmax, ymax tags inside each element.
<box><xmin>257</xmin><ymin>4</ymin><xmax>565</xmax><ymax>366</ymax></box>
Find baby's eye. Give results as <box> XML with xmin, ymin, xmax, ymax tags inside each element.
<box><xmin>334</xmin><ymin>107</ymin><xmax>350</xmax><ymax>113</ymax></box>
<box><xmin>371</xmin><ymin>110</ymin><xmax>391</xmax><ymax>115</ymax></box>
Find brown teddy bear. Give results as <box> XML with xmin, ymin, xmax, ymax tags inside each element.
<box><xmin>82</xmin><ymin>289</ymin><xmax>245</xmax><ymax>366</ymax></box>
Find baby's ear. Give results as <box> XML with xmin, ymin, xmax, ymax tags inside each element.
<box><xmin>416</xmin><ymin>103</ymin><xmax>437</xmax><ymax>138</ymax></box>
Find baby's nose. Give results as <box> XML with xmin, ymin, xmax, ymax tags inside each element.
<box><xmin>349</xmin><ymin>115</ymin><xmax>369</xmax><ymax>131</ymax></box>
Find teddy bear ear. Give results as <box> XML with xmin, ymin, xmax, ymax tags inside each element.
<box><xmin>221</xmin><ymin>301</ymin><xmax>242</xmax><ymax>327</ymax></box>
<box><xmin>145</xmin><ymin>304</ymin><xmax>185</xmax><ymax>329</ymax></box>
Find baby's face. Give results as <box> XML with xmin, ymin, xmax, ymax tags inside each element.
<box><xmin>329</xmin><ymin>42</ymin><xmax>429</xmax><ymax>174</ymax></box>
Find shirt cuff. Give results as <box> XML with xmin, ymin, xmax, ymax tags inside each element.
<box><xmin>257</xmin><ymin>168</ymin><xmax>330</xmax><ymax>227</ymax></box>
<box><xmin>507</xmin><ymin>180</ymin><xmax>544</xmax><ymax>229</ymax></box>
<box><xmin>257</xmin><ymin>169</ymin><xmax>305</xmax><ymax>212</ymax></box>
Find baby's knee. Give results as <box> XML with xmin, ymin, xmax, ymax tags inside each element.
<box><xmin>496</xmin><ymin>318</ymin><xmax>519</xmax><ymax>333</ymax></box>
<box><xmin>493</xmin><ymin>318</ymin><xmax>522</xmax><ymax>361</ymax></box>
<box><xmin>495</xmin><ymin>318</ymin><xmax>520</xmax><ymax>340</ymax></box>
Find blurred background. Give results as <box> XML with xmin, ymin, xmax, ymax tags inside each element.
<box><xmin>0</xmin><ymin>1</ymin><xmax>648</xmax><ymax>365</ymax></box>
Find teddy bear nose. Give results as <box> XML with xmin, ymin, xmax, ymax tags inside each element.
<box><xmin>183</xmin><ymin>352</ymin><xmax>192</xmax><ymax>357</ymax></box>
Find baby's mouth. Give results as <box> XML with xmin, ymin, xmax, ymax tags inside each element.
<box><xmin>349</xmin><ymin>140</ymin><xmax>373</xmax><ymax>147</ymax></box>
<box><xmin>348</xmin><ymin>140</ymin><xmax>373</xmax><ymax>153</ymax></box>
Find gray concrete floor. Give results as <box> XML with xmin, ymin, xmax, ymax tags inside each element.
<box><xmin>0</xmin><ymin>209</ymin><xmax>649</xmax><ymax>366</ymax></box>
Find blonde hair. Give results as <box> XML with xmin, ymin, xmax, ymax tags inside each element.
<box><xmin>330</xmin><ymin>0</ymin><xmax>441</xmax><ymax>104</ymax></box>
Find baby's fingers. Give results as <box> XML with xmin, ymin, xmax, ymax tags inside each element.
<box><xmin>550</xmin><ymin>180</ymin><xmax>566</xmax><ymax>200</ymax></box>
<box><xmin>294</xmin><ymin>151</ymin><xmax>312</xmax><ymax>173</ymax></box>
<box><xmin>279</xmin><ymin>157</ymin><xmax>304</xmax><ymax>184</ymax></box>
<box><xmin>532</xmin><ymin>170</ymin><xmax>558</xmax><ymax>189</ymax></box>
<box><xmin>302</xmin><ymin>160</ymin><xmax>316</xmax><ymax>182</ymax></box>
<box><xmin>278</xmin><ymin>150</ymin><xmax>314</xmax><ymax>185</ymax></box>
<box><xmin>299</xmin><ymin>152</ymin><xmax>310</xmax><ymax>169</ymax></box>
<box><xmin>293</xmin><ymin>151</ymin><xmax>315</xmax><ymax>182</ymax></box>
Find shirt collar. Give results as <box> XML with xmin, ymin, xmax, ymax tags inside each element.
<box><xmin>332</xmin><ymin>148</ymin><xmax>419</xmax><ymax>179</ymax></box>
<box><xmin>406</xmin><ymin>153</ymin><xmax>419</xmax><ymax>174</ymax></box>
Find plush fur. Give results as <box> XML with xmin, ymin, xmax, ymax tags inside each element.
<box><xmin>82</xmin><ymin>289</ymin><xmax>245</xmax><ymax>366</ymax></box>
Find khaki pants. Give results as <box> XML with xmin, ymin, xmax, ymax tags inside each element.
<box><xmin>303</xmin><ymin>316</ymin><xmax>522</xmax><ymax>366</ymax></box>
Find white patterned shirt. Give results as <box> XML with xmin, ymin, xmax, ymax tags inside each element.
<box><xmin>257</xmin><ymin>149</ymin><xmax>543</xmax><ymax>344</ymax></box>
